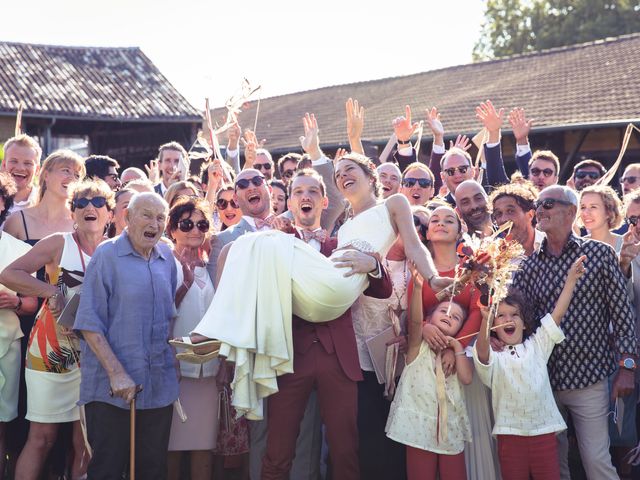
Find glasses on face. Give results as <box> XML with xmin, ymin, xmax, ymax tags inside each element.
<box><xmin>626</xmin><ymin>216</ymin><xmax>639</xmax><ymax>226</ymax></box>
<box><xmin>282</xmin><ymin>169</ymin><xmax>296</xmax><ymax>179</ymax></box>
<box><xmin>530</xmin><ymin>167</ymin><xmax>555</xmax><ymax>178</ymax></box>
<box><xmin>403</xmin><ymin>177</ymin><xmax>433</xmax><ymax>188</ymax></box>
<box><xmin>254</xmin><ymin>163</ymin><xmax>272</xmax><ymax>171</ymax></box>
<box><xmin>177</xmin><ymin>218</ymin><xmax>210</xmax><ymax>233</ymax></box>
<box><xmin>534</xmin><ymin>198</ymin><xmax>574</xmax><ymax>210</ymax></box>
<box><xmin>443</xmin><ymin>165</ymin><xmax>470</xmax><ymax>177</ymax></box>
<box><xmin>413</xmin><ymin>215</ymin><xmax>427</xmax><ymax>238</ymax></box>
<box><xmin>72</xmin><ymin>196</ymin><xmax>107</xmax><ymax>210</ymax></box>
<box><xmin>574</xmin><ymin>171</ymin><xmax>601</xmax><ymax>180</ymax></box>
<box><xmin>216</xmin><ymin>198</ymin><xmax>239</xmax><ymax>210</ymax></box>
<box><xmin>105</xmin><ymin>173</ymin><xmax>120</xmax><ymax>182</ymax></box>
<box><xmin>235</xmin><ymin>175</ymin><xmax>265</xmax><ymax>190</ymax></box>
<box><xmin>621</xmin><ymin>176</ymin><xmax>638</xmax><ymax>185</ymax></box>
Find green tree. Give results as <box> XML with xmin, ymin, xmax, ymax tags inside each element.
<box><xmin>474</xmin><ymin>0</ymin><xmax>640</xmax><ymax>60</ymax></box>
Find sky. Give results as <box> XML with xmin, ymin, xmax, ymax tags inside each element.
<box><xmin>3</xmin><ymin>0</ymin><xmax>486</xmax><ymax>108</ymax></box>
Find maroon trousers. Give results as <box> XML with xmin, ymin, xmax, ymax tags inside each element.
<box><xmin>406</xmin><ymin>447</ymin><xmax>466</xmax><ymax>480</ymax></box>
<box><xmin>262</xmin><ymin>342</ymin><xmax>359</xmax><ymax>480</ymax></box>
<box><xmin>497</xmin><ymin>433</ymin><xmax>560</xmax><ymax>480</ymax></box>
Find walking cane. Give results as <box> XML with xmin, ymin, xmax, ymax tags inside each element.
<box><xmin>130</xmin><ymin>396</ymin><xmax>136</xmax><ymax>480</ymax></box>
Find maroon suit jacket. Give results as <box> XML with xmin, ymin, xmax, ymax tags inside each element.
<box><xmin>291</xmin><ymin>234</ymin><xmax>392</xmax><ymax>382</ymax></box>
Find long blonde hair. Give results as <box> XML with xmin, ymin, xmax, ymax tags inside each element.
<box><xmin>38</xmin><ymin>150</ymin><xmax>85</xmax><ymax>202</ymax></box>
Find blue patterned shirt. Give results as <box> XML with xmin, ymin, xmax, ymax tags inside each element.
<box><xmin>74</xmin><ymin>232</ymin><xmax>179</xmax><ymax>409</ymax></box>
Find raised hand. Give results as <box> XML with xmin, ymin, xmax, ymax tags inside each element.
<box><xmin>227</xmin><ymin>121</ymin><xmax>241</xmax><ymax>150</ymax></box>
<box><xmin>333</xmin><ymin>147</ymin><xmax>348</xmax><ymax>163</ymax></box>
<box><xmin>145</xmin><ymin>159</ymin><xmax>159</xmax><ymax>184</ymax></box>
<box><xmin>475</xmin><ymin>100</ymin><xmax>504</xmax><ymax>143</ymax></box>
<box><xmin>346</xmin><ymin>98</ymin><xmax>365</xmax><ymax>154</ymax></box>
<box><xmin>241</xmin><ymin>130</ymin><xmax>264</xmax><ymax>169</ymax></box>
<box><xmin>567</xmin><ymin>255</ymin><xmax>586</xmax><ymax>284</ymax></box>
<box><xmin>425</xmin><ymin>106</ymin><xmax>444</xmax><ymax>145</ymax></box>
<box><xmin>449</xmin><ymin>134</ymin><xmax>472</xmax><ymax>152</ymax></box>
<box><xmin>620</xmin><ymin>231</ymin><xmax>640</xmax><ymax>276</ymax></box>
<box><xmin>392</xmin><ymin>105</ymin><xmax>419</xmax><ymax>143</ymax></box>
<box><xmin>508</xmin><ymin>107</ymin><xmax>534</xmax><ymax>145</ymax></box>
<box><xmin>299</xmin><ymin>113</ymin><xmax>321</xmax><ymax>160</ymax></box>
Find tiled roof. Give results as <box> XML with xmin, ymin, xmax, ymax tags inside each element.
<box><xmin>213</xmin><ymin>33</ymin><xmax>640</xmax><ymax>153</ymax></box>
<box><xmin>0</xmin><ymin>42</ymin><xmax>201</xmax><ymax>121</ymax></box>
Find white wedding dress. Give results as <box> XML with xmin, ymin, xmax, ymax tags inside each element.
<box><xmin>193</xmin><ymin>203</ymin><xmax>397</xmax><ymax>419</ymax></box>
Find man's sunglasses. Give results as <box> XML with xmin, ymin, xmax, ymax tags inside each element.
<box><xmin>178</xmin><ymin>218</ymin><xmax>210</xmax><ymax>233</ymax></box>
<box><xmin>254</xmin><ymin>163</ymin><xmax>272</xmax><ymax>171</ymax></box>
<box><xmin>443</xmin><ymin>165</ymin><xmax>470</xmax><ymax>177</ymax></box>
<box><xmin>626</xmin><ymin>216</ymin><xmax>639</xmax><ymax>226</ymax></box>
<box><xmin>574</xmin><ymin>171</ymin><xmax>601</xmax><ymax>180</ymax></box>
<box><xmin>534</xmin><ymin>198</ymin><xmax>574</xmax><ymax>210</ymax></box>
<box><xmin>621</xmin><ymin>176</ymin><xmax>638</xmax><ymax>185</ymax></box>
<box><xmin>530</xmin><ymin>167</ymin><xmax>555</xmax><ymax>178</ymax></box>
<box><xmin>216</xmin><ymin>198</ymin><xmax>239</xmax><ymax>210</ymax></box>
<box><xmin>235</xmin><ymin>176</ymin><xmax>265</xmax><ymax>190</ymax></box>
<box><xmin>403</xmin><ymin>178</ymin><xmax>433</xmax><ymax>188</ymax></box>
<box><xmin>282</xmin><ymin>169</ymin><xmax>296</xmax><ymax>179</ymax></box>
<box><xmin>72</xmin><ymin>196</ymin><xmax>107</xmax><ymax>210</ymax></box>
<box><xmin>413</xmin><ymin>215</ymin><xmax>427</xmax><ymax>238</ymax></box>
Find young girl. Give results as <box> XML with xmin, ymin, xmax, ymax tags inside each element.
<box><xmin>473</xmin><ymin>256</ymin><xmax>586</xmax><ymax>480</ymax></box>
<box><xmin>386</xmin><ymin>268</ymin><xmax>472</xmax><ymax>480</ymax></box>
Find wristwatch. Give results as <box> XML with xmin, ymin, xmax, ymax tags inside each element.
<box><xmin>397</xmin><ymin>140</ymin><xmax>411</xmax><ymax>146</ymax></box>
<box><xmin>619</xmin><ymin>358</ymin><xmax>637</xmax><ymax>371</ymax></box>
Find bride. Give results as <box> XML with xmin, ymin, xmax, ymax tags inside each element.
<box><xmin>183</xmin><ymin>153</ymin><xmax>451</xmax><ymax>419</ymax></box>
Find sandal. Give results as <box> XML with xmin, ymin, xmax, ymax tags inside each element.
<box><xmin>169</xmin><ymin>336</ymin><xmax>221</xmax><ymax>351</ymax></box>
<box><xmin>176</xmin><ymin>349</ymin><xmax>220</xmax><ymax>364</ymax></box>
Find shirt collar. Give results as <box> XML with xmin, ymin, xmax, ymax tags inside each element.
<box><xmin>116</xmin><ymin>230</ymin><xmax>167</xmax><ymax>260</ymax></box>
<box><xmin>539</xmin><ymin>232</ymin><xmax>582</xmax><ymax>256</ymax></box>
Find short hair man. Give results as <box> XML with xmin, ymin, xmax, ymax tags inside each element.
<box><xmin>155</xmin><ymin>142</ymin><xmax>190</xmax><ymax>196</ymax></box>
<box><xmin>455</xmin><ymin>179</ymin><xmax>492</xmax><ymax>238</ymax></box>
<box><xmin>0</xmin><ymin>134</ymin><xmax>42</xmax><ymax>214</ymax></box>
<box><xmin>490</xmin><ymin>182</ymin><xmax>541</xmax><ymax>256</ymax></box>
<box><xmin>528</xmin><ymin>150</ymin><xmax>560</xmax><ymax>191</ymax></box>
<box><xmin>75</xmin><ymin>192</ymin><xmax>178</xmax><ymax>478</ymax></box>
<box><xmin>400</xmin><ymin>162</ymin><xmax>435</xmax><ymax>206</ymax></box>
<box><xmin>254</xmin><ymin>148</ymin><xmax>274</xmax><ymax>181</ymax></box>
<box><xmin>620</xmin><ymin>163</ymin><xmax>640</xmax><ymax>196</ymax></box>
<box><xmin>277</xmin><ymin>153</ymin><xmax>303</xmax><ymax>186</ymax></box>
<box><xmin>513</xmin><ymin>185</ymin><xmax>637</xmax><ymax>479</ymax></box>
<box><xmin>572</xmin><ymin>159</ymin><xmax>606</xmax><ymax>192</ymax></box>
<box><xmin>377</xmin><ymin>163</ymin><xmax>402</xmax><ymax>199</ymax></box>
<box><xmin>120</xmin><ymin>167</ymin><xmax>147</xmax><ymax>185</ymax></box>
<box><xmin>440</xmin><ymin>147</ymin><xmax>475</xmax><ymax>205</ymax></box>
<box><xmin>85</xmin><ymin>155</ymin><xmax>121</xmax><ymax>191</ymax></box>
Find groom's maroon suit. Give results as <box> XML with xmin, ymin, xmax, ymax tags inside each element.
<box><xmin>262</xmin><ymin>234</ymin><xmax>392</xmax><ymax>480</ymax></box>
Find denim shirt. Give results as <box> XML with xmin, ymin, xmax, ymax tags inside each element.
<box><xmin>74</xmin><ymin>232</ymin><xmax>178</xmax><ymax>410</ymax></box>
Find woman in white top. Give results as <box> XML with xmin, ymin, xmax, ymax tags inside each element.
<box><xmin>473</xmin><ymin>257</ymin><xmax>585</xmax><ymax>480</ymax></box>
<box><xmin>166</xmin><ymin>197</ymin><xmax>219</xmax><ymax>480</ymax></box>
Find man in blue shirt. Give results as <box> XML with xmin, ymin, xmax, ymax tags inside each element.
<box><xmin>75</xmin><ymin>192</ymin><xmax>178</xmax><ymax>480</ymax></box>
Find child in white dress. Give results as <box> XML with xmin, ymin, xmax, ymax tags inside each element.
<box><xmin>472</xmin><ymin>256</ymin><xmax>586</xmax><ymax>480</ymax></box>
<box><xmin>386</xmin><ymin>267</ymin><xmax>472</xmax><ymax>480</ymax></box>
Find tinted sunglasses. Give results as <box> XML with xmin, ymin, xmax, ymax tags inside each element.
<box><xmin>413</xmin><ymin>214</ymin><xmax>427</xmax><ymax>237</ymax></box>
<box><xmin>282</xmin><ymin>169</ymin><xmax>296</xmax><ymax>179</ymax></box>
<box><xmin>216</xmin><ymin>198</ymin><xmax>239</xmax><ymax>210</ymax></box>
<box><xmin>574</xmin><ymin>171</ymin><xmax>601</xmax><ymax>180</ymax></box>
<box><xmin>530</xmin><ymin>167</ymin><xmax>555</xmax><ymax>178</ymax></box>
<box><xmin>178</xmin><ymin>218</ymin><xmax>210</xmax><ymax>233</ymax></box>
<box><xmin>235</xmin><ymin>175</ymin><xmax>265</xmax><ymax>189</ymax></box>
<box><xmin>621</xmin><ymin>176</ymin><xmax>638</xmax><ymax>185</ymax></box>
<box><xmin>254</xmin><ymin>163</ymin><xmax>272</xmax><ymax>171</ymax></box>
<box><xmin>443</xmin><ymin>165</ymin><xmax>470</xmax><ymax>177</ymax></box>
<box><xmin>626</xmin><ymin>216</ymin><xmax>639</xmax><ymax>226</ymax></box>
<box><xmin>72</xmin><ymin>196</ymin><xmax>107</xmax><ymax>210</ymax></box>
<box><xmin>403</xmin><ymin>177</ymin><xmax>433</xmax><ymax>188</ymax></box>
<box><xmin>534</xmin><ymin>198</ymin><xmax>574</xmax><ymax>210</ymax></box>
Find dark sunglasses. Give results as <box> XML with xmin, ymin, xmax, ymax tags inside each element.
<box><xmin>534</xmin><ymin>198</ymin><xmax>574</xmax><ymax>210</ymax></box>
<box><xmin>443</xmin><ymin>165</ymin><xmax>470</xmax><ymax>177</ymax></box>
<box><xmin>621</xmin><ymin>176</ymin><xmax>638</xmax><ymax>185</ymax></box>
<box><xmin>72</xmin><ymin>196</ymin><xmax>107</xmax><ymax>210</ymax></box>
<box><xmin>282</xmin><ymin>169</ymin><xmax>296</xmax><ymax>179</ymax></box>
<box><xmin>530</xmin><ymin>167</ymin><xmax>555</xmax><ymax>178</ymax></box>
<box><xmin>574</xmin><ymin>171</ymin><xmax>601</xmax><ymax>180</ymax></box>
<box><xmin>403</xmin><ymin>177</ymin><xmax>433</xmax><ymax>188</ymax></box>
<box><xmin>235</xmin><ymin>175</ymin><xmax>265</xmax><ymax>190</ymax></box>
<box><xmin>254</xmin><ymin>163</ymin><xmax>272</xmax><ymax>171</ymax></box>
<box><xmin>626</xmin><ymin>216</ymin><xmax>639</xmax><ymax>226</ymax></box>
<box><xmin>413</xmin><ymin>215</ymin><xmax>427</xmax><ymax>238</ymax></box>
<box><xmin>216</xmin><ymin>198</ymin><xmax>239</xmax><ymax>210</ymax></box>
<box><xmin>178</xmin><ymin>218</ymin><xmax>210</xmax><ymax>233</ymax></box>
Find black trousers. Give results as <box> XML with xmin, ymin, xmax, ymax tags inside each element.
<box><xmin>85</xmin><ymin>401</ymin><xmax>173</xmax><ymax>480</ymax></box>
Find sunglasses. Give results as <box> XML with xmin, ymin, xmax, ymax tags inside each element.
<box><xmin>413</xmin><ymin>215</ymin><xmax>427</xmax><ymax>238</ymax></box>
<box><xmin>626</xmin><ymin>216</ymin><xmax>639</xmax><ymax>226</ymax></box>
<box><xmin>621</xmin><ymin>176</ymin><xmax>638</xmax><ymax>185</ymax></box>
<box><xmin>72</xmin><ymin>196</ymin><xmax>107</xmax><ymax>210</ymax></box>
<box><xmin>530</xmin><ymin>167</ymin><xmax>555</xmax><ymax>178</ymax></box>
<box><xmin>574</xmin><ymin>171</ymin><xmax>601</xmax><ymax>180</ymax></box>
<box><xmin>534</xmin><ymin>198</ymin><xmax>574</xmax><ymax>210</ymax></box>
<box><xmin>235</xmin><ymin>175</ymin><xmax>265</xmax><ymax>190</ymax></box>
<box><xmin>216</xmin><ymin>198</ymin><xmax>239</xmax><ymax>210</ymax></box>
<box><xmin>178</xmin><ymin>218</ymin><xmax>210</xmax><ymax>233</ymax></box>
<box><xmin>443</xmin><ymin>165</ymin><xmax>470</xmax><ymax>177</ymax></box>
<box><xmin>254</xmin><ymin>163</ymin><xmax>272</xmax><ymax>171</ymax></box>
<box><xmin>282</xmin><ymin>169</ymin><xmax>296</xmax><ymax>179</ymax></box>
<box><xmin>403</xmin><ymin>177</ymin><xmax>433</xmax><ymax>188</ymax></box>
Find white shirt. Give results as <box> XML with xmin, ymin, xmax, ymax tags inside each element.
<box><xmin>7</xmin><ymin>186</ymin><xmax>39</xmax><ymax>215</ymax></box>
<box><xmin>242</xmin><ymin>215</ymin><xmax>272</xmax><ymax>232</ymax></box>
<box><xmin>472</xmin><ymin>314</ymin><xmax>567</xmax><ymax>436</ymax></box>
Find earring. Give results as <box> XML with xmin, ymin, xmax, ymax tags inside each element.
<box><xmin>73</xmin><ymin>223</ymin><xmax>78</xmax><ymax>230</ymax></box>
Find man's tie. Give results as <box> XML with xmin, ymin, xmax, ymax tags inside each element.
<box><xmin>301</xmin><ymin>228</ymin><xmax>328</xmax><ymax>243</ymax></box>
<box><xmin>254</xmin><ymin>215</ymin><xmax>275</xmax><ymax>230</ymax></box>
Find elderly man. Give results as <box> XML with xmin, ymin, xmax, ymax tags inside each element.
<box><xmin>455</xmin><ymin>179</ymin><xmax>492</xmax><ymax>238</ymax></box>
<box><xmin>153</xmin><ymin>141</ymin><xmax>190</xmax><ymax>196</ymax></box>
<box><xmin>400</xmin><ymin>162</ymin><xmax>435</xmax><ymax>206</ymax></box>
<box><xmin>85</xmin><ymin>155</ymin><xmax>122</xmax><ymax>191</ymax></box>
<box><xmin>513</xmin><ymin>185</ymin><xmax>637</xmax><ymax>480</ymax></box>
<box><xmin>528</xmin><ymin>150</ymin><xmax>560</xmax><ymax>192</ymax></box>
<box><xmin>120</xmin><ymin>167</ymin><xmax>147</xmax><ymax>185</ymax></box>
<box><xmin>0</xmin><ymin>134</ymin><xmax>42</xmax><ymax>214</ymax></box>
<box><xmin>74</xmin><ymin>192</ymin><xmax>178</xmax><ymax>479</ymax></box>
<box><xmin>377</xmin><ymin>163</ymin><xmax>401</xmax><ymax>198</ymax></box>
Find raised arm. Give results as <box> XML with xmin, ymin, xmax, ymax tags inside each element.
<box><xmin>392</xmin><ymin>105</ymin><xmax>419</xmax><ymax>171</ymax></box>
<box><xmin>426</xmin><ymin>107</ymin><xmax>445</xmax><ymax>192</ymax></box>
<box><xmin>508</xmin><ymin>107</ymin><xmax>534</xmax><ymax>177</ymax></box>
<box><xmin>225</xmin><ymin>121</ymin><xmax>242</xmax><ymax>174</ymax></box>
<box><xmin>346</xmin><ymin>98</ymin><xmax>365</xmax><ymax>155</ymax></box>
<box><xmin>476</xmin><ymin>100</ymin><xmax>509</xmax><ymax>186</ymax></box>
<box><xmin>407</xmin><ymin>266</ymin><xmax>425</xmax><ymax>363</ymax></box>
<box><xmin>475</xmin><ymin>308</ymin><xmax>491</xmax><ymax>365</ymax></box>
<box><xmin>551</xmin><ymin>256</ymin><xmax>585</xmax><ymax>324</ymax></box>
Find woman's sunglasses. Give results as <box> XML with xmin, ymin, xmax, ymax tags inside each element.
<box><xmin>216</xmin><ymin>198</ymin><xmax>239</xmax><ymax>210</ymax></box>
<box><xmin>72</xmin><ymin>196</ymin><xmax>107</xmax><ymax>210</ymax></box>
<box><xmin>178</xmin><ymin>218</ymin><xmax>210</xmax><ymax>233</ymax></box>
<box><xmin>235</xmin><ymin>176</ymin><xmax>265</xmax><ymax>190</ymax></box>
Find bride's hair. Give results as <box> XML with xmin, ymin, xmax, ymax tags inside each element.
<box><xmin>337</xmin><ymin>153</ymin><xmax>382</xmax><ymax>198</ymax></box>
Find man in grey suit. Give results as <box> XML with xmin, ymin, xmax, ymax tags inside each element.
<box><xmin>208</xmin><ymin>168</ymin><xmax>322</xmax><ymax>480</ymax></box>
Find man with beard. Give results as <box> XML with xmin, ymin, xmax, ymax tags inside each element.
<box><xmin>620</xmin><ymin>163</ymin><xmax>640</xmax><ymax>196</ymax></box>
<box><xmin>400</xmin><ymin>163</ymin><xmax>435</xmax><ymax>206</ymax></box>
<box><xmin>0</xmin><ymin>134</ymin><xmax>42</xmax><ymax>214</ymax></box>
<box><xmin>571</xmin><ymin>159</ymin><xmax>606</xmax><ymax>192</ymax></box>
<box><xmin>377</xmin><ymin>163</ymin><xmax>402</xmax><ymax>198</ymax></box>
<box><xmin>455</xmin><ymin>179</ymin><xmax>492</xmax><ymax>238</ymax></box>
<box><xmin>528</xmin><ymin>150</ymin><xmax>560</xmax><ymax>192</ymax></box>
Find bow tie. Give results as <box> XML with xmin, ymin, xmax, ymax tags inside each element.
<box><xmin>301</xmin><ymin>229</ymin><xmax>328</xmax><ymax>243</ymax></box>
<box><xmin>254</xmin><ymin>215</ymin><xmax>275</xmax><ymax>230</ymax></box>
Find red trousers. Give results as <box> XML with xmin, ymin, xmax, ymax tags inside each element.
<box><xmin>497</xmin><ymin>433</ymin><xmax>560</xmax><ymax>480</ymax></box>
<box><xmin>406</xmin><ymin>446</ymin><xmax>466</xmax><ymax>480</ymax></box>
